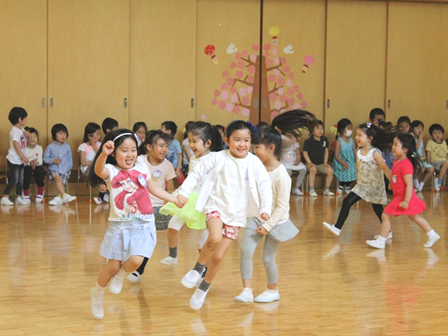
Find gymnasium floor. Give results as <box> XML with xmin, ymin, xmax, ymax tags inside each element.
<box><xmin>0</xmin><ymin>191</ymin><xmax>446</xmax><ymax>335</ymax></box>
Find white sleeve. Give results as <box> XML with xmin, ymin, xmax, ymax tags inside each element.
<box><xmin>77</xmin><ymin>143</ymin><xmax>86</xmax><ymax>152</ymax></box>
<box><xmin>179</xmin><ymin>152</ymin><xmax>217</xmax><ymax>197</ymax></box>
<box><xmin>263</xmin><ymin>170</ymin><xmax>291</xmax><ymax>232</ymax></box>
<box><xmin>37</xmin><ymin>146</ymin><xmax>43</xmax><ymax>166</ymax></box>
<box><xmin>254</xmin><ymin>157</ymin><xmax>273</xmax><ymax>216</ymax></box>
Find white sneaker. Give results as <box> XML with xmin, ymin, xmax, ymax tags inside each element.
<box><xmin>127</xmin><ymin>272</ymin><xmax>140</xmax><ymax>283</ymax></box>
<box><xmin>23</xmin><ymin>194</ymin><xmax>30</xmax><ymax>202</ymax></box>
<box><xmin>424</xmin><ymin>233</ymin><xmax>440</xmax><ymax>248</ymax></box>
<box><xmin>109</xmin><ymin>274</ymin><xmax>124</xmax><ymax>294</ymax></box>
<box><xmin>181</xmin><ymin>269</ymin><xmax>202</xmax><ymax>289</ymax></box>
<box><xmin>435</xmin><ymin>179</ymin><xmax>441</xmax><ymax>192</ymax></box>
<box><xmin>345</xmin><ymin>187</ymin><xmax>351</xmax><ymax>194</ymax></box>
<box><xmin>49</xmin><ymin>196</ymin><xmax>63</xmax><ymax>205</ymax></box>
<box><xmin>189</xmin><ymin>287</ymin><xmax>209</xmax><ymax>310</ymax></box>
<box><xmin>234</xmin><ymin>290</ymin><xmax>254</xmax><ymax>303</ymax></box>
<box><xmin>15</xmin><ymin>197</ymin><xmax>29</xmax><ymax>205</ymax></box>
<box><xmin>413</xmin><ymin>178</ymin><xmax>419</xmax><ymax>189</ymax></box>
<box><xmin>103</xmin><ymin>193</ymin><xmax>110</xmax><ymax>203</ymax></box>
<box><xmin>417</xmin><ymin>181</ymin><xmax>424</xmax><ymax>192</ymax></box>
<box><xmin>292</xmin><ymin>188</ymin><xmax>303</xmax><ymax>196</ymax></box>
<box><xmin>160</xmin><ymin>256</ymin><xmax>178</xmax><ymax>265</ymax></box>
<box><xmin>62</xmin><ymin>193</ymin><xmax>76</xmax><ymax>203</ymax></box>
<box><xmin>1</xmin><ymin>197</ymin><xmax>14</xmax><ymax>206</ymax></box>
<box><xmin>322</xmin><ymin>222</ymin><xmax>341</xmax><ymax>236</ymax></box>
<box><xmin>93</xmin><ymin>197</ymin><xmax>102</xmax><ymax>205</ymax></box>
<box><xmin>35</xmin><ymin>194</ymin><xmax>44</xmax><ymax>203</ymax></box>
<box><xmin>374</xmin><ymin>231</ymin><xmax>393</xmax><ymax>240</ymax></box>
<box><xmin>254</xmin><ymin>290</ymin><xmax>280</xmax><ymax>303</ymax></box>
<box><xmin>366</xmin><ymin>239</ymin><xmax>386</xmax><ymax>249</ymax></box>
<box><xmin>309</xmin><ymin>190</ymin><xmax>318</xmax><ymax>197</ymax></box>
<box><xmin>323</xmin><ymin>190</ymin><xmax>335</xmax><ymax>196</ymax></box>
<box><xmin>90</xmin><ymin>288</ymin><xmax>104</xmax><ymax>319</ymax></box>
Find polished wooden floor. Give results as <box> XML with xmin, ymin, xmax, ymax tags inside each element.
<box><xmin>0</xmin><ymin>191</ymin><xmax>447</xmax><ymax>336</ymax></box>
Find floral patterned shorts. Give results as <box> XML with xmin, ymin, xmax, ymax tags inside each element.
<box><xmin>205</xmin><ymin>211</ymin><xmax>240</xmax><ymax>240</ymax></box>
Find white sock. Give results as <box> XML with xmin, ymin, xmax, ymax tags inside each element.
<box><xmin>115</xmin><ymin>266</ymin><xmax>127</xmax><ymax>278</ymax></box>
<box><xmin>377</xmin><ymin>235</ymin><xmax>387</xmax><ymax>243</ymax></box>
<box><xmin>243</xmin><ymin>287</ymin><xmax>253</xmax><ymax>293</ymax></box>
<box><xmin>95</xmin><ymin>283</ymin><xmax>105</xmax><ymax>295</ymax></box>
<box><xmin>426</xmin><ymin>229</ymin><xmax>436</xmax><ymax>238</ymax></box>
<box><xmin>265</xmin><ymin>288</ymin><xmax>277</xmax><ymax>293</ymax></box>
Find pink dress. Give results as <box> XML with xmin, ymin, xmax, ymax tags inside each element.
<box><xmin>384</xmin><ymin>158</ymin><xmax>426</xmax><ymax>216</ymax></box>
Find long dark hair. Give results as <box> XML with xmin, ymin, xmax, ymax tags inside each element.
<box><xmin>336</xmin><ymin>118</ymin><xmax>352</xmax><ymax>139</ymax></box>
<box><xmin>271</xmin><ymin>109</ymin><xmax>318</xmax><ymax>140</ymax></box>
<box><xmin>88</xmin><ymin>129</ymin><xmax>138</xmax><ymax>188</ymax></box>
<box><xmin>83</xmin><ymin>122</ymin><xmax>101</xmax><ymax>143</ymax></box>
<box><xmin>358</xmin><ymin>122</ymin><xmax>396</xmax><ymax>152</ymax></box>
<box><xmin>395</xmin><ymin>133</ymin><xmax>422</xmax><ymax>177</ymax></box>
<box><xmin>190</xmin><ymin>121</ymin><xmax>223</xmax><ymax>152</ymax></box>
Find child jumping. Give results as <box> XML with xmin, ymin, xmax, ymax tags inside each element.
<box><xmin>323</xmin><ymin>123</ymin><xmax>395</xmax><ymax>238</ymax></box>
<box><xmin>366</xmin><ymin>133</ymin><xmax>440</xmax><ymax>249</ymax></box>
<box><xmin>88</xmin><ymin>129</ymin><xmax>184</xmax><ymax>319</ymax></box>
<box><xmin>234</xmin><ymin>125</ymin><xmax>299</xmax><ymax>304</ymax></box>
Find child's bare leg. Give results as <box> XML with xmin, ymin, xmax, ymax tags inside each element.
<box><xmin>203</xmin><ymin>237</ymin><xmax>233</xmax><ymax>284</ymax></box>
<box><xmin>123</xmin><ymin>256</ymin><xmax>144</xmax><ymax>272</ymax></box>
<box><xmin>198</xmin><ymin>218</ymin><xmax>223</xmax><ymax>265</ymax></box>
<box><xmin>438</xmin><ymin>161</ymin><xmax>448</xmax><ymax>180</ymax></box>
<box><xmin>309</xmin><ymin>166</ymin><xmax>317</xmax><ymax>188</ymax></box>
<box><xmin>379</xmin><ymin>213</ymin><xmax>391</xmax><ymax>238</ymax></box>
<box><xmin>54</xmin><ymin>174</ymin><xmax>66</xmax><ymax>195</ymax></box>
<box><xmin>422</xmin><ymin>167</ymin><xmax>435</xmax><ymax>184</ymax></box>
<box><xmin>97</xmin><ymin>259</ymin><xmax>121</xmax><ymax>287</ymax></box>
<box><xmin>408</xmin><ymin>214</ymin><xmax>431</xmax><ymax>233</ymax></box>
<box><xmin>167</xmin><ymin>228</ymin><xmax>179</xmax><ymax>248</ymax></box>
<box><xmin>325</xmin><ymin>166</ymin><xmax>334</xmax><ymax>187</ymax></box>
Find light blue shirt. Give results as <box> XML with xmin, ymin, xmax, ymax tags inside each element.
<box><xmin>43</xmin><ymin>141</ymin><xmax>73</xmax><ymax>174</ymax></box>
<box><xmin>166</xmin><ymin>139</ymin><xmax>182</xmax><ymax>169</ymax></box>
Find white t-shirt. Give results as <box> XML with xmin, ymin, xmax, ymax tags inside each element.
<box><xmin>25</xmin><ymin>145</ymin><xmax>43</xmax><ymax>166</ymax></box>
<box><xmin>205</xmin><ymin>151</ymin><xmax>253</xmax><ymax>227</ymax></box>
<box><xmin>189</xmin><ymin>152</ymin><xmax>210</xmax><ymax>193</ymax></box>
<box><xmin>78</xmin><ymin>141</ymin><xmax>101</xmax><ymax>173</ymax></box>
<box><xmin>7</xmin><ymin>126</ymin><xmax>27</xmax><ymax>165</ymax></box>
<box><xmin>105</xmin><ymin>163</ymin><xmax>154</xmax><ymax>222</ymax></box>
<box><xmin>137</xmin><ymin>155</ymin><xmax>176</xmax><ymax>207</ymax></box>
<box><xmin>281</xmin><ymin>139</ymin><xmax>305</xmax><ymax>170</ymax></box>
<box><xmin>182</xmin><ymin>138</ymin><xmax>194</xmax><ymax>165</ymax></box>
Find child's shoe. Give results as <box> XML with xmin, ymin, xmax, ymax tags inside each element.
<box><xmin>127</xmin><ymin>272</ymin><xmax>141</xmax><ymax>283</ymax></box>
<box><xmin>160</xmin><ymin>256</ymin><xmax>178</xmax><ymax>265</ymax></box>
<box><xmin>109</xmin><ymin>268</ymin><xmax>126</xmax><ymax>294</ymax></box>
<box><xmin>103</xmin><ymin>193</ymin><xmax>110</xmax><ymax>203</ymax></box>
<box><xmin>49</xmin><ymin>196</ymin><xmax>63</xmax><ymax>205</ymax></box>
<box><xmin>345</xmin><ymin>186</ymin><xmax>351</xmax><ymax>194</ymax></box>
<box><xmin>418</xmin><ymin>181</ymin><xmax>425</xmax><ymax>192</ymax></box>
<box><xmin>322</xmin><ymin>222</ymin><xmax>341</xmax><ymax>236</ymax></box>
<box><xmin>181</xmin><ymin>269</ymin><xmax>202</xmax><ymax>289</ymax></box>
<box><xmin>254</xmin><ymin>289</ymin><xmax>280</xmax><ymax>303</ymax></box>
<box><xmin>323</xmin><ymin>189</ymin><xmax>335</xmax><ymax>196</ymax></box>
<box><xmin>62</xmin><ymin>193</ymin><xmax>76</xmax><ymax>203</ymax></box>
<box><xmin>337</xmin><ymin>186</ymin><xmax>344</xmax><ymax>194</ymax></box>
<box><xmin>292</xmin><ymin>188</ymin><xmax>303</xmax><ymax>196</ymax></box>
<box><xmin>435</xmin><ymin>178</ymin><xmax>442</xmax><ymax>192</ymax></box>
<box><xmin>22</xmin><ymin>193</ymin><xmax>30</xmax><ymax>203</ymax></box>
<box><xmin>234</xmin><ymin>289</ymin><xmax>254</xmax><ymax>303</ymax></box>
<box><xmin>424</xmin><ymin>232</ymin><xmax>440</xmax><ymax>248</ymax></box>
<box><xmin>366</xmin><ymin>238</ymin><xmax>386</xmax><ymax>249</ymax></box>
<box><xmin>93</xmin><ymin>197</ymin><xmax>102</xmax><ymax>205</ymax></box>
<box><xmin>309</xmin><ymin>190</ymin><xmax>318</xmax><ymax>197</ymax></box>
<box><xmin>35</xmin><ymin>194</ymin><xmax>44</xmax><ymax>203</ymax></box>
<box><xmin>15</xmin><ymin>197</ymin><xmax>29</xmax><ymax>205</ymax></box>
<box><xmin>1</xmin><ymin>197</ymin><xmax>13</xmax><ymax>206</ymax></box>
<box><xmin>189</xmin><ymin>287</ymin><xmax>209</xmax><ymax>310</ymax></box>
<box><xmin>90</xmin><ymin>288</ymin><xmax>104</xmax><ymax>319</ymax></box>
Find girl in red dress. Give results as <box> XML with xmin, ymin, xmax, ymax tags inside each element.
<box><xmin>366</xmin><ymin>133</ymin><xmax>440</xmax><ymax>249</ymax></box>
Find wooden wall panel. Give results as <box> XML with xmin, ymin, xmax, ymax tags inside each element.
<box><xmin>130</xmin><ymin>0</ymin><xmax>197</xmax><ymax>138</ymax></box>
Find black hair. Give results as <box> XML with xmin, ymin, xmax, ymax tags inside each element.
<box><xmin>215</xmin><ymin>124</ymin><xmax>225</xmax><ymax>134</ymax></box>
<box><xmin>138</xmin><ymin>129</ymin><xmax>171</xmax><ymax>155</ymax></box>
<box><xmin>336</xmin><ymin>118</ymin><xmax>352</xmax><ymax>138</ymax></box>
<box><xmin>395</xmin><ymin>133</ymin><xmax>422</xmax><ymax>178</ymax></box>
<box><xmin>256</xmin><ymin>121</ymin><xmax>270</xmax><ymax>130</ymax></box>
<box><xmin>429</xmin><ymin>123</ymin><xmax>444</xmax><ymax>135</ymax></box>
<box><xmin>161</xmin><ymin>121</ymin><xmax>178</xmax><ymax>136</ymax></box>
<box><xmin>397</xmin><ymin>116</ymin><xmax>411</xmax><ymax>126</ymax></box>
<box><xmin>309</xmin><ymin>119</ymin><xmax>324</xmax><ymax>136</ymax></box>
<box><xmin>252</xmin><ymin>126</ymin><xmax>282</xmax><ymax>160</ymax></box>
<box><xmin>184</xmin><ymin>121</ymin><xmax>195</xmax><ymax>139</ymax></box>
<box><xmin>8</xmin><ymin>107</ymin><xmax>28</xmax><ymax>125</ymax></box>
<box><xmin>410</xmin><ymin>120</ymin><xmax>424</xmax><ymax>130</ymax></box>
<box><xmin>190</xmin><ymin>121</ymin><xmax>223</xmax><ymax>152</ymax></box>
<box><xmin>133</xmin><ymin>121</ymin><xmax>147</xmax><ymax>133</ymax></box>
<box><xmin>83</xmin><ymin>122</ymin><xmax>101</xmax><ymax>143</ymax></box>
<box><xmin>51</xmin><ymin>123</ymin><xmax>69</xmax><ymax>141</ymax></box>
<box><xmin>102</xmin><ymin>117</ymin><xmax>119</xmax><ymax>134</ymax></box>
<box><xmin>271</xmin><ymin>109</ymin><xmax>318</xmax><ymax>140</ymax></box>
<box><xmin>88</xmin><ymin>129</ymin><xmax>138</xmax><ymax>188</ymax></box>
<box><xmin>25</xmin><ymin>126</ymin><xmax>39</xmax><ymax>138</ymax></box>
<box><xmin>358</xmin><ymin>123</ymin><xmax>396</xmax><ymax>152</ymax></box>
<box><xmin>226</xmin><ymin>120</ymin><xmax>253</xmax><ymax>139</ymax></box>
<box><xmin>369</xmin><ymin>108</ymin><xmax>385</xmax><ymax>121</ymax></box>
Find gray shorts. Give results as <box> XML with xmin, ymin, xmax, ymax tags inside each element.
<box><xmin>306</xmin><ymin>163</ymin><xmax>327</xmax><ymax>174</ymax></box>
<box><xmin>431</xmin><ymin>160</ymin><xmax>447</xmax><ymax>171</ymax></box>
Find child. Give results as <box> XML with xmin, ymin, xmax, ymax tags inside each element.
<box><xmin>234</xmin><ymin>126</ymin><xmax>299</xmax><ymax>304</ymax></box>
<box><xmin>157</xmin><ymin>121</ymin><xmax>222</xmax><ymax>267</ymax></box>
<box><xmin>88</xmin><ymin>129</ymin><xmax>184</xmax><ymax>319</ymax></box>
<box><xmin>215</xmin><ymin>124</ymin><xmax>227</xmax><ymax>149</ymax></box>
<box><xmin>161</xmin><ymin>121</ymin><xmax>183</xmax><ymax>180</ymax></box>
<box><xmin>366</xmin><ymin>133</ymin><xmax>440</xmax><ymax>249</ymax></box>
<box><xmin>43</xmin><ymin>124</ymin><xmax>76</xmax><ymax>205</ymax></box>
<box><xmin>280</xmin><ymin>134</ymin><xmax>306</xmax><ymax>196</ymax></box>
<box><xmin>181</xmin><ymin>121</ymin><xmax>195</xmax><ymax>177</ymax></box>
<box><xmin>101</xmin><ymin>117</ymin><xmax>119</xmax><ymax>135</ymax></box>
<box><xmin>303</xmin><ymin>120</ymin><xmax>334</xmax><ymax>197</ymax></box>
<box><xmin>323</xmin><ymin>123</ymin><xmax>394</xmax><ymax>237</ymax></box>
<box><xmin>133</xmin><ymin>121</ymin><xmax>147</xmax><ymax>147</ymax></box>
<box><xmin>332</xmin><ymin>118</ymin><xmax>357</xmax><ymax>194</ymax></box>
<box><xmin>426</xmin><ymin>123</ymin><xmax>448</xmax><ymax>192</ymax></box>
<box><xmin>78</xmin><ymin>122</ymin><xmax>101</xmax><ymax>175</ymax></box>
<box><xmin>126</xmin><ymin>130</ymin><xmax>177</xmax><ymax>282</ymax></box>
<box><xmin>397</xmin><ymin>116</ymin><xmax>411</xmax><ymax>134</ymax></box>
<box><xmin>369</xmin><ymin>107</ymin><xmax>386</xmax><ymax>127</ymax></box>
<box><xmin>178</xmin><ymin>110</ymin><xmax>316</xmax><ymax>310</ymax></box>
<box><xmin>23</xmin><ymin>127</ymin><xmax>45</xmax><ymax>203</ymax></box>
<box><xmin>2</xmin><ymin>107</ymin><xmax>30</xmax><ymax>206</ymax></box>
<box><xmin>410</xmin><ymin>120</ymin><xmax>434</xmax><ymax>191</ymax></box>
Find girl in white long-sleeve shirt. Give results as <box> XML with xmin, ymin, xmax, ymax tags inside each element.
<box><xmin>177</xmin><ymin>120</ymin><xmax>273</xmax><ymax>310</ymax></box>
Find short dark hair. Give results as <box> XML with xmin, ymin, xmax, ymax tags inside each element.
<box><xmin>161</xmin><ymin>121</ymin><xmax>178</xmax><ymax>135</ymax></box>
<box><xmin>25</xmin><ymin>127</ymin><xmax>39</xmax><ymax>138</ymax></box>
<box><xmin>226</xmin><ymin>120</ymin><xmax>253</xmax><ymax>138</ymax></box>
<box><xmin>397</xmin><ymin>116</ymin><xmax>411</xmax><ymax>126</ymax></box>
<box><xmin>51</xmin><ymin>123</ymin><xmax>69</xmax><ymax>141</ymax></box>
<box><xmin>429</xmin><ymin>123</ymin><xmax>444</xmax><ymax>135</ymax></box>
<box><xmin>252</xmin><ymin>126</ymin><xmax>282</xmax><ymax>159</ymax></box>
<box><xmin>138</xmin><ymin>129</ymin><xmax>171</xmax><ymax>155</ymax></box>
<box><xmin>8</xmin><ymin>107</ymin><xmax>28</xmax><ymax>125</ymax></box>
<box><xmin>410</xmin><ymin>120</ymin><xmax>424</xmax><ymax>130</ymax></box>
<box><xmin>369</xmin><ymin>108</ymin><xmax>385</xmax><ymax>121</ymax></box>
<box><xmin>133</xmin><ymin>121</ymin><xmax>147</xmax><ymax>133</ymax></box>
<box><xmin>102</xmin><ymin>117</ymin><xmax>119</xmax><ymax>134</ymax></box>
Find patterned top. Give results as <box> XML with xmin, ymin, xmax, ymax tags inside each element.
<box><xmin>332</xmin><ymin>137</ymin><xmax>357</xmax><ymax>182</ymax></box>
<box><xmin>352</xmin><ymin>148</ymin><xmax>387</xmax><ymax>205</ymax></box>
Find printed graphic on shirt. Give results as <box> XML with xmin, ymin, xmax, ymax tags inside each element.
<box><xmin>152</xmin><ymin>170</ymin><xmax>162</xmax><ymax>183</ymax></box>
<box><xmin>392</xmin><ymin>174</ymin><xmax>397</xmax><ymax>184</ymax></box>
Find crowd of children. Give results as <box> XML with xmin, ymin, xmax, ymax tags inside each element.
<box><xmin>1</xmin><ymin>106</ymin><xmax>445</xmax><ymax>319</ymax></box>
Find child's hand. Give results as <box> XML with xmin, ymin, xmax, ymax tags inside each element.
<box><xmin>308</xmin><ymin>163</ymin><xmax>315</xmax><ymax>169</ymax></box>
<box><xmin>324</xmin><ymin>163</ymin><xmax>331</xmax><ymax>169</ymax></box>
<box><xmin>342</xmin><ymin>162</ymin><xmax>349</xmax><ymax>170</ymax></box>
<box><xmin>294</xmin><ymin>159</ymin><xmax>301</xmax><ymax>166</ymax></box>
<box><xmin>22</xmin><ymin>157</ymin><xmax>29</xmax><ymax>164</ymax></box>
<box><xmin>53</xmin><ymin>158</ymin><xmax>61</xmax><ymax>164</ymax></box>
<box><xmin>102</xmin><ymin>141</ymin><xmax>115</xmax><ymax>156</ymax></box>
<box><xmin>30</xmin><ymin>160</ymin><xmax>37</xmax><ymax>169</ymax></box>
<box><xmin>260</xmin><ymin>213</ymin><xmax>269</xmax><ymax>221</ymax></box>
<box><xmin>175</xmin><ymin>168</ymin><xmax>182</xmax><ymax>179</ymax></box>
<box><xmin>176</xmin><ymin>194</ymin><xmax>188</xmax><ymax>208</ymax></box>
<box><xmin>256</xmin><ymin>226</ymin><xmax>269</xmax><ymax>236</ymax></box>
<box><xmin>399</xmin><ymin>200</ymin><xmax>409</xmax><ymax>209</ymax></box>
<box><xmin>419</xmin><ymin>131</ymin><xmax>424</xmax><ymax>140</ymax></box>
<box><xmin>23</xmin><ymin>130</ymin><xmax>30</xmax><ymax>138</ymax></box>
<box><xmin>99</xmin><ymin>184</ymin><xmax>107</xmax><ymax>193</ymax></box>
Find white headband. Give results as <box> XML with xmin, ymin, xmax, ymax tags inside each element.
<box><xmin>113</xmin><ymin>133</ymin><xmax>133</xmax><ymax>142</ymax></box>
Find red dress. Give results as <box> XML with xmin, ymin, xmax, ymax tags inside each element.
<box><xmin>384</xmin><ymin>158</ymin><xmax>426</xmax><ymax>216</ymax></box>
